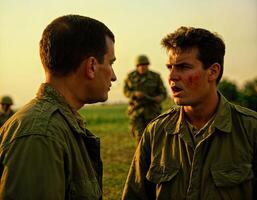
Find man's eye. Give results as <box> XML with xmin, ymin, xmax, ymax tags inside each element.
<box><xmin>179</xmin><ymin>65</ymin><xmax>191</xmax><ymax>70</ymax></box>
<box><xmin>166</xmin><ymin>64</ymin><xmax>172</xmax><ymax>69</ymax></box>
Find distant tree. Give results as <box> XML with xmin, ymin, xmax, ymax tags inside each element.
<box><xmin>243</xmin><ymin>78</ymin><xmax>257</xmax><ymax>96</ymax></box>
<box><xmin>218</xmin><ymin>77</ymin><xmax>257</xmax><ymax>111</ymax></box>
<box><xmin>218</xmin><ymin>78</ymin><xmax>239</xmax><ymax>102</ymax></box>
<box><xmin>240</xmin><ymin>77</ymin><xmax>257</xmax><ymax>111</ymax></box>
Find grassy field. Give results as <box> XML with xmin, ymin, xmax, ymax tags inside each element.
<box><xmin>79</xmin><ymin>99</ymin><xmax>173</xmax><ymax>199</ymax></box>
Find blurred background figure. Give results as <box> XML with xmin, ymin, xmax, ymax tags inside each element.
<box><xmin>0</xmin><ymin>95</ymin><xmax>14</xmax><ymax>127</ymax></box>
<box><xmin>123</xmin><ymin>55</ymin><xmax>167</xmax><ymax>146</ymax></box>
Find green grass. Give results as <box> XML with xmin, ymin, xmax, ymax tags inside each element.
<box><xmin>79</xmin><ymin>99</ymin><xmax>173</xmax><ymax>199</ymax></box>
<box><xmin>79</xmin><ymin>104</ymin><xmax>134</xmax><ymax>199</ymax></box>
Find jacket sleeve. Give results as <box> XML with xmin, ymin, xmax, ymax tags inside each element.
<box><xmin>124</xmin><ymin>76</ymin><xmax>136</xmax><ymax>99</ymax></box>
<box><xmin>253</xmin><ymin>124</ymin><xmax>257</xmax><ymax>198</ymax></box>
<box><xmin>122</xmin><ymin>128</ymin><xmax>156</xmax><ymax>200</ymax></box>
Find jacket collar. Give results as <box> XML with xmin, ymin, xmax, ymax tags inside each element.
<box><xmin>166</xmin><ymin>92</ymin><xmax>232</xmax><ymax>135</ymax></box>
<box><xmin>211</xmin><ymin>93</ymin><xmax>232</xmax><ymax>133</ymax></box>
<box><xmin>36</xmin><ymin>83</ymin><xmax>87</xmax><ymax>136</ymax></box>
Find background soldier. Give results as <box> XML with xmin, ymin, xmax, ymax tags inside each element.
<box><xmin>123</xmin><ymin>55</ymin><xmax>167</xmax><ymax>146</ymax></box>
<box><xmin>0</xmin><ymin>95</ymin><xmax>14</xmax><ymax>127</ymax></box>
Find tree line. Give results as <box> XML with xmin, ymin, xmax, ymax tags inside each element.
<box><xmin>218</xmin><ymin>77</ymin><xmax>257</xmax><ymax>111</ymax></box>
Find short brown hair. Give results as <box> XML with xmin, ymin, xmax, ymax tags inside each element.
<box><xmin>40</xmin><ymin>15</ymin><xmax>115</xmax><ymax>76</ymax></box>
<box><xmin>161</xmin><ymin>27</ymin><xmax>225</xmax><ymax>84</ymax></box>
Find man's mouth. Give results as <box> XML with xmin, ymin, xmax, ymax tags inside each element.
<box><xmin>171</xmin><ymin>86</ymin><xmax>183</xmax><ymax>93</ymax></box>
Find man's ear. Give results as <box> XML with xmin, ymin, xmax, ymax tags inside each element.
<box><xmin>83</xmin><ymin>57</ymin><xmax>97</xmax><ymax>79</ymax></box>
<box><xmin>208</xmin><ymin>63</ymin><xmax>221</xmax><ymax>82</ymax></box>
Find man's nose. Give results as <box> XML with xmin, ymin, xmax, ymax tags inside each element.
<box><xmin>169</xmin><ymin>68</ymin><xmax>179</xmax><ymax>82</ymax></box>
<box><xmin>111</xmin><ymin>67</ymin><xmax>117</xmax><ymax>81</ymax></box>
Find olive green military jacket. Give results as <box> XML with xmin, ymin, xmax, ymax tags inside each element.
<box><xmin>0</xmin><ymin>109</ymin><xmax>14</xmax><ymax>127</ymax></box>
<box><xmin>122</xmin><ymin>94</ymin><xmax>257</xmax><ymax>200</ymax></box>
<box><xmin>123</xmin><ymin>70</ymin><xmax>167</xmax><ymax>120</ymax></box>
<box><xmin>0</xmin><ymin>84</ymin><xmax>102</xmax><ymax>200</ymax></box>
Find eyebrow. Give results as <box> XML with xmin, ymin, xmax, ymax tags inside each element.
<box><xmin>166</xmin><ymin>62</ymin><xmax>192</xmax><ymax>68</ymax></box>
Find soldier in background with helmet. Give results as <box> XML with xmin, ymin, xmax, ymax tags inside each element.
<box><xmin>0</xmin><ymin>95</ymin><xmax>15</xmax><ymax>127</ymax></box>
<box><xmin>123</xmin><ymin>55</ymin><xmax>167</xmax><ymax>146</ymax></box>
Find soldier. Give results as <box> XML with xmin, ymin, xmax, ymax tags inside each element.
<box><xmin>0</xmin><ymin>96</ymin><xmax>15</xmax><ymax>127</ymax></box>
<box><xmin>122</xmin><ymin>27</ymin><xmax>257</xmax><ymax>199</ymax></box>
<box><xmin>123</xmin><ymin>55</ymin><xmax>167</xmax><ymax>146</ymax></box>
<box><xmin>0</xmin><ymin>15</ymin><xmax>116</xmax><ymax>199</ymax></box>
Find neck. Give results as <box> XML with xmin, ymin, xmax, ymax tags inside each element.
<box><xmin>183</xmin><ymin>91</ymin><xmax>219</xmax><ymax>130</ymax></box>
<box><xmin>45</xmin><ymin>75</ymin><xmax>83</xmax><ymax>111</ymax></box>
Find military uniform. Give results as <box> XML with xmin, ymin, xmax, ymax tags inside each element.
<box><xmin>0</xmin><ymin>96</ymin><xmax>14</xmax><ymax>127</ymax></box>
<box><xmin>122</xmin><ymin>94</ymin><xmax>257</xmax><ymax>200</ymax></box>
<box><xmin>0</xmin><ymin>109</ymin><xmax>14</xmax><ymax>127</ymax></box>
<box><xmin>0</xmin><ymin>83</ymin><xmax>102</xmax><ymax>199</ymax></box>
<box><xmin>124</xmin><ymin>70</ymin><xmax>167</xmax><ymax>144</ymax></box>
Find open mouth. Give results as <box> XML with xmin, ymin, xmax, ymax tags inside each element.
<box><xmin>171</xmin><ymin>86</ymin><xmax>182</xmax><ymax>93</ymax></box>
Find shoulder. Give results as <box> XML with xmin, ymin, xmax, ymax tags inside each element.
<box><xmin>146</xmin><ymin>106</ymin><xmax>179</xmax><ymax>129</ymax></box>
<box><xmin>1</xmin><ymin>98</ymin><xmax>68</xmax><ymax>142</ymax></box>
<box><xmin>156</xmin><ymin>106</ymin><xmax>178</xmax><ymax>118</ymax></box>
<box><xmin>142</xmin><ymin>106</ymin><xmax>180</xmax><ymax>144</ymax></box>
<box><xmin>126</xmin><ymin>70</ymin><xmax>137</xmax><ymax>78</ymax></box>
<box><xmin>231</xmin><ymin>103</ymin><xmax>257</xmax><ymax>120</ymax></box>
<box><xmin>148</xmin><ymin>70</ymin><xmax>161</xmax><ymax>77</ymax></box>
<box><xmin>148</xmin><ymin>71</ymin><xmax>164</xmax><ymax>84</ymax></box>
<box><xmin>124</xmin><ymin>71</ymin><xmax>138</xmax><ymax>83</ymax></box>
<box><xmin>228</xmin><ymin>103</ymin><xmax>257</xmax><ymax>135</ymax></box>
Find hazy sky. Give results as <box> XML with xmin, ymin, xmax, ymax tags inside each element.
<box><xmin>1</xmin><ymin>0</ymin><xmax>257</xmax><ymax>108</ymax></box>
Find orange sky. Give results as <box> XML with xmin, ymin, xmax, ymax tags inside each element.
<box><xmin>1</xmin><ymin>0</ymin><xmax>257</xmax><ymax>108</ymax></box>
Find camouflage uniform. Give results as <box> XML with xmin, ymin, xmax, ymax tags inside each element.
<box><xmin>0</xmin><ymin>83</ymin><xmax>102</xmax><ymax>199</ymax></box>
<box><xmin>0</xmin><ymin>109</ymin><xmax>14</xmax><ymax>127</ymax></box>
<box><xmin>0</xmin><ymin>96</ymin><xmax>14</xmax><ymax>127</ymax></box>
<box><xmin>122</xmin><ymin>94</ymin><xmax>257</xmax><ymax>200</ymax></box>
<box><xmin>124</xmin><ymin>70</ymin><xmax>167</xmax><ymax>144</ymax></box>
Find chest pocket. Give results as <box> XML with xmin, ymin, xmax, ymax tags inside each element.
<box><xmin>69</xmin><ymin>178</ymin><xmax>101</xmax><ymax>200</ymax></box>
<box><xmin>209</xmin><ymin>163</ymin><xmax>254</xmax><ymax>200</ymax></box>
<box><xmin>211</xmin><ymin>163</ymin><xmax>253</xmax><ymax>186</ymax></box>
<box><xmin>146</xmin><ymin>162</ymin><xmax>180</xmax><ymax>184</ymax></box>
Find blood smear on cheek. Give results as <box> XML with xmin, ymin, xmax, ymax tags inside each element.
<box><xmin>186</xmin><ymin>72</ymin><xmax>201</xmax><ymax>88</ymax></box>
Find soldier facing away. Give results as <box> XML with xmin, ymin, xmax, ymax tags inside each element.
<box><xmin>0</xmin><ymin>96</ymin><xmax>15</xmax><ymax>127</ymax></box>
<box><xmin>123</xmin><ymin>55</ymin><xmax>167</xmax><ymax>146</ymax></box>
<box><xmin>0</xmin><ymin>15</ymin><xmax>116</xmax><ymax>199</ymax></box>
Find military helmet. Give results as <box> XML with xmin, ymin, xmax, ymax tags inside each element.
<box><xmin>135</xmin><ymin>55</ymin><xmax>150</xmax><ymax>66</ymax></box>
<box><xmin>0</xmin><ymin>96</ymin><xmax>13</xmax><ymax>105</ymax></box>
